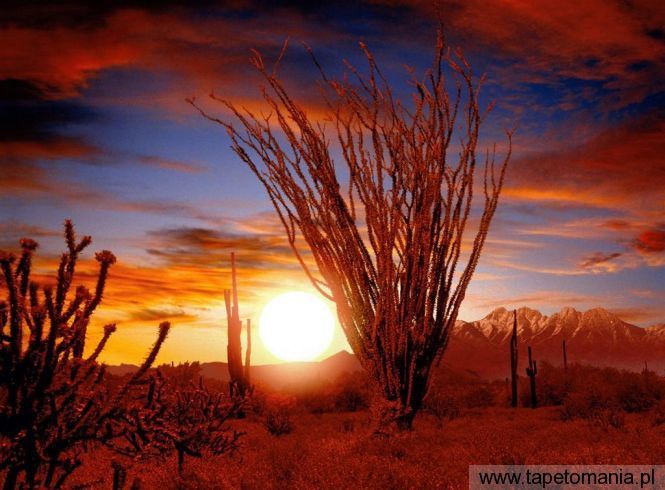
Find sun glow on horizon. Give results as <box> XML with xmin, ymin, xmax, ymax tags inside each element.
<box><xmin>259</xmin><ymin>292</ymin><xmax>335</xmax><ymax>362</ymax></box>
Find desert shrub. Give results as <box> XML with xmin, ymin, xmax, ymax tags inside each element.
<box><xmin>262</xmin><ymin>394</ymin><xmax>295</xmax><ymax>436</ymax></box>
<box><xmin>464</xmin><ymin>385</ymin><xmax>496</xmax><ymax>408</ymax></box>
<box><xmin>290</xmin><ymin>381</ymin><xmax>335</xmax><ymax>414</ymax></box>
<box><xmin>423</xmin><ymin>368</ymin><xmax>502</xmax><ymax>420</ymax></box>
<box><xmin>264</xmin><ymin>407</ymin><xmax>294</xmax><ymax>436</ymax></box>
<box><xmin>536</xmin><ymin>361</ymin><xmax>568</xmax><ymax>406</ymax></box>
<box><xmin>557</xmin><ymin>364</ymin><xmax>661</xmax><ymax>423</ymax></box>
<box><xmin>614</xmin><ymin>369</ymin><xmax>663</xmax><ymax>413</ymax></box>
<box><xmin>245</xmin><ymin>385</ymin><xmax>268</xmax><ymax>416</ymax></box>
<box><xmin>341</xmin><ymin>418</ymin><xmax>355</xmax><ymax>433</ymax></box>
<box><xmin>157</xmin><ymin>361</ymin><xmax>202</xmax><ymax>388</ymax></box>
<box><xmin>531</xmin><ymin>362</ymin><xmax>665</xmax><ymax>419</ymax></box>
<box><xmin>592</xmin><ymin>406</ymin><xmax>626</xmax><ymax>430</ymax></box>
<box><xmin>560</xmin><ymin>388</ymin><xmax>616</xmax><ymax>421</ymax></box>
<box><xmin>424</xmin><ymin>389</ymin><xmax>461</xmax><ymax>422</ymax></box>
<box><xmin>330</xmin><ymin>371</ymin><xmax>372</xmax><ymax>412</ymax></box>
<box><xmin>560</xmin><ymin>392</ymin><xmax>595</xmax><ymax>420</ymax></box>
<box><xmin>284</xmin><ymin>371</ymin><xmax>372</xmax><ymax>415</ymax></box>
<box><xmin>650</xmin><ymin>399</ymin><xmax>665</xmax><ymax>427</ymax></box>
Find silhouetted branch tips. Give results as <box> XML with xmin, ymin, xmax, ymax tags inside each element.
<box><xmin>200</xmin><ymin>27</ymin><xmax>512</xmax><ymax>432</ymax></box>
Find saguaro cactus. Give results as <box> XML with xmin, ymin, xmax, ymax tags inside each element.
<box><xmin>526</xmin><ymin>345</ymin><xmax>538</xmax><ymax>408</ymax></box>
<box><xmin>510</xmin><ymin>310</ymin><xmax>518</xmax><ymax>408</ymax></box>
<box><xmin>224</xmin><ymin>252</ymin><xmax>251</xmax><ymax>398</ymax></box>
<box><xmin>244</xmin><ymin>318</ymin><xmax>251</xmax><ymax>387</ymax></box>
<box><xmin>562</xmin><ymin>339</ymin><xmax>568</xmax><ymax>372</ymax></box>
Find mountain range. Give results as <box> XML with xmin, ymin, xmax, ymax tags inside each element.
<box><xmin>446</xmin><ymin>306</ymin><xmax>665</xmax><ymax>378</ymax></box>
<box><xmin>107</xmin><ymin>307</ymin><xmax>665</xmax><ymax>384</ymax></box>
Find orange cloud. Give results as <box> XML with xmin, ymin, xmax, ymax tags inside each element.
<box><xmin>376</xmin><ymin>0</ymin><xmax>665</xmax><ymax>107</ymax></box>
<box><xmin>473</xmin><ymin>290</ymin><xmax>600</xmax><ymax>312</ymax></box>
<box><xmin>0</xmin><ymin>7</ymin><xmax>346</xmax><ymax>101</ymax></box>
<box><xmin>505</xmin><ymin>111</ymin><xmax>665</xmax><ymax>211</ymax></box>
<box><xmin>578</xmin><ymin>252</ymin><xmax>623</xmax><ymax>272</ymax></box>
<box><xmin>632</xmin><ymin>225</ymin><xmax>665</xmax><ymax>253</ymax></box>
<box><xmin>0</xmin><ymin>218</ymin><xmax>336</xmax><ymax>365</ymax></box>
<box><xmin>607</xmin><ymin>307</ymin><xmax>665</xmax><ymax>325</ymax></box>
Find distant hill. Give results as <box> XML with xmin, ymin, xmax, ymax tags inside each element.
<box><xmin>107</xmin><ymin>307</ymin><xmax>664</xmax><ymax>384</ymax></box>
<box><xmin>107</xmin><ymin>350</ymin><xmax>362</xmax><ymax>389</ymax></box>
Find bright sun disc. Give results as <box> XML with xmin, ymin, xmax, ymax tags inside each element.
<box><xmin>259</xmin><ymin>292</ymin><xmax>335</xmax><ymax>362</ymax></box>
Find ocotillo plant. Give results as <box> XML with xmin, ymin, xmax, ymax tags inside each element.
<box><xmin>223</xmin><ymin>252</ymin><xmax>251</xmax><ymax>398</ymax></box>
<box><xmin>526</xmin><ymin>345</ymin><xmax>538</xmax><ymax>408</ymax></box>
<box><xmin>510</xmin><ymin>310</ymin><xmax>518</xmax><ymax>408</ymax></box>
<box><xmin>0</xmin><ymin>221</ymin><xmax>170</xmax><ymax>489</ymax></box>
<box><xmin>192</xmin><ymin>26</ymin><xmax>512</xmax><ymax>431</ymax></box>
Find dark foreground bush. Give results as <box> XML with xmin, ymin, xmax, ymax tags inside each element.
<box><xmin>0</xmin><ymin>222</ymin><xmax>170</xmax><ymax>489</ymax></box>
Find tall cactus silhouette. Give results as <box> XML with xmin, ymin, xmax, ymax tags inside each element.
<box><xmin>224</xmin><ymin>252</ymin><xmax>251</xmax><ymax>398</ymax></box>
<box><xmin>526</xmin><ymin>345</ymin><xmax>538</xmax><ymax>408</ymax></box>
<box><xmin>0</xmin><ymin>221</ymin><xmax>170</xmax><ymax>489</ymax></box>
<box><xmin>244</xmin><ymin>318</ymin><xmax>252</xmax><ymax>387</ymax></box>
<box><xmin>510</xmin><ymin>310</ymin><xmax>519</xmax><ymax>408</ymax></box>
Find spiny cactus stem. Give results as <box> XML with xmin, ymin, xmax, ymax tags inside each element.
<box><xmin>84</xmin><ymin>251</ymin><xmax>116</xmax><ymax>317</ymax></box>
<box><xmin>510</xmin><ymin>309</ymin><xmax>518</xmax><ymax>408</ymax></box>
<box><xmin>245</xmin><ymin>318</ymin><xmax>251</xmax><ymax>385</ymax></box>
<box><xmin>526</xmin><ymin>345</ymin><xmax>538</xmax><ymax>408</ymax></box>
<box><xmin>224</xmin><ymin>253</ymin><xmax>251</xmax><ymax>400</ymax></box>
<box><xmin>110</xmin><ymin>322</ymin><xmax>170</xmax><ymax>408</ymax></box>
<box><xmin>0</xmin><ymin>258</ymin><xmax>21</xmax><ymax>356</ymax></box>
<box><xmin>87</xmin><ymin>324</ymin><xmax>117</xmax><ymax>363</ymax></box>
<box><xmin>231</xmin><ymin>252</ymin><xmax>238</xmax><ymax>315</ymax></box>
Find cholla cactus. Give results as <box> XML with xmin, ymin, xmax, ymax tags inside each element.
<box><xmin>192</xmin><ymin>28</ymin><xmax>512</xmax><ymax>431</ymax></box>
<box><xmin>112</xmin><ymin>371</ymin><xmax>244</xmax><ymax>474</ymax></box>
<box><xmin>0</xmin><ymin>221</ymin><xmax>170</xmax><ymax>489</ymax></box>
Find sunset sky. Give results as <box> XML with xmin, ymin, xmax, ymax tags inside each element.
<box><xmin>2</xmin><ymin>1</ymin><xmax>664</xmax><ymax>365</ymax></box>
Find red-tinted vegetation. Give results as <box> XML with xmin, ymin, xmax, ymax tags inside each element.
<box><xmin>61</xmin><ymin>364</ymin><xmax>665</xmax><ymax>489</ymax></box>
<box><xmin>192</xmin><ymin>27</ymin><xmax>512</xmax><ymax>432</ymax></box>
<box><xmin>1</xmin><ymin>230</ymin><xmax>662</xmax><ymax>488</ymax></box>
<box><xmin>0</xmin><ymin>224</ymin><xmax>241</xmax><ymax>488</ymax></box>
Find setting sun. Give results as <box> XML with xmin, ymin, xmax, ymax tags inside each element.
<box><xmin>259</xmin><ymin>292</ymin><xmax>335</xmax><ymax>362</ymax></box>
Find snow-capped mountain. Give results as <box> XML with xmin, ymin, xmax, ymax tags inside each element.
<box><xmin>445</xmin><ymin>307</ymin><xmax>664</xmax><ymax>378</ymax></box>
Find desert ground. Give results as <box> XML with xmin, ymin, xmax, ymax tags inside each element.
<box><xmin>66</xmin><ymin>406</ymin><xmax>665</xmax><ymax>489</ymax></box>
<box><xmin>59</xmin><ymin>362</ymin><xmax>665</xmax><ymax>489</ymax></box>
